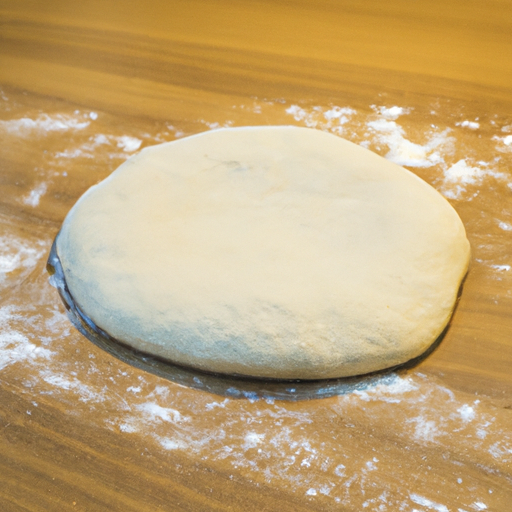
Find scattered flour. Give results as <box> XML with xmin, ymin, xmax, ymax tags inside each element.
<box><xmin>135</xmin><ymin>402</ymin><xmax>186</xmax><ymax>424</ymax></box>
<box><xmin>0</xmin><ymin>113</ymin><xmax>91</xmax><ymax>135</ymax></box>
<box><xmin>54</xmin><ymin>148</ymin><xmax>90</xmax><ymax>159</ymax></box>
<box><xmin>157</xmin><ymin>437</ymin><xmax>188</xmax><ymax>450</ymax></box>
<box><xmin>366</xmin><ymin>118</ymin><xmax>449</xmax><ymax>167</ymax></box>
<box><xmin>456</xmin><ymin>120</ymin><xmax>480</xmax><ymax>130</ymax></box>
<box><xmin>498</xmin><ymin>221</ymin><xmax>512</xmax><ymax>231</ymax></box>
<box><xmin>352</xmin><ymin>374</ymin><xmax>418</xmax><ymax>403</ymax></box>
<box><xmin>116</xmin><ymin>135</ymin><xmax>142</xmax><ymax>152</ymax></box>
<box><xmin>166</xmin><ymin>124</ymin><xmax>185</xmax><ymax>138</ymax></box>
<box><xmin>444</xmin><ymin>160</ymin><xmax>484</xmax><ymax>184</ymax></box>
<box><xmin>408</xmin><ymin>415</ymin><xmax>441</xmax><ymax>442</ymax></box>
<box><xmin>22</xmin><ymin>182</ymin><xmax>47</xmax><ymax>207</ymax></box>
<box><xmin>244</xmin><ymin>432</ymin><xmax>265</xmax><ymax>449</ymax></box>
<box><xmin>375</xmin><ymin>105</ymin><xmax>409</xmax><ymax>120</ymax></box>
<box><xmin>205</xmin><ymin>399</ymin><xmax>230</xmax><ymax>410</ymax></box>
<box><xmin>200</xmin><ymin>119</ymin><xmax>234</xmax><ymax>130</ymax></box>
<box><xmin>119</xmin><ymin>422</ymin><xmax>138</xmax><ymax>434</ymax></box>
<box><xmin>323</xmin><ymin>106</ymin><xmax>356</xmax><ymax>123</ymax></box>
<box><xmin>365</xmin><ymin>458</ymin><xmax>378</xmax><ymax>471</ymax></box>
<box><xmin>0</xmin><ymin>235</ymin><xmax>47</xmax><ymax>281</ymax></box>
<box><xmin>490</xmin><ymin>264</ymin><xmax>510</xmax><ymax>272</ymax></box>
<box><xmin>441</xmin><ymin>160</ymin><xmax>487</xmax><ymax>199</ymax></box>
<box><xmin>410</xmin><ymin>493</ymin><xmax>449</xmax><ymax>512</ymax></box>
<box><xmin>493</xmin><ymin>134</ymin><xmax>512</xmax><ymax>150</ymax></box>
<box><xmin>285</xmin><ymin>105</ymin><xmax>355</xmax><ymax>135</ymax></box>
<box><xmin>0</xmin><ymin>327</ymin><xmax>52</xmax><ymax>371</ymax></box>
<box><xmin>40</xmin><ymin>372</ymin><xmax>105</xmax><ymax>403</ymax></box>
<box><xmin>54</xmin><ymin>133</ymin><xmax>143</xmax><ymax>159</ymax></box>
<box><xmin>457</xmin><ymin>404</ymin><xmax>476</xmax><ymax>422</ymax></box>
<box><xmin>488</xmin><ymin>440</ymin><xmax>512</xmax><ymax>461</ymax></box>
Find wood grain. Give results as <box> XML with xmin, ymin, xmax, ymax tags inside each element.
<box><xmin>1</xmin><ymin>1</ymin><xmax>511</xmax><ymax>510</ymax></box>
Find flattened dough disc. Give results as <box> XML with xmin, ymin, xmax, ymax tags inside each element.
<box><xmin>56</xmin><ymin>126</ymin><xmax>470</xmax><ymax>379</ymax></box>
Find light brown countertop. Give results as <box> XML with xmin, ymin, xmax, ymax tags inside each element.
<box><xmin>1</xmin><ymin>1</ymin><xmax>511</xmax><ymax>510</ymax></box>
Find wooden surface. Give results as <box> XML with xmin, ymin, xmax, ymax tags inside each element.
<box><xmin>1</xmin><ymin>1</ymin><xmax>512</xmax><ymax>510</ymax></box>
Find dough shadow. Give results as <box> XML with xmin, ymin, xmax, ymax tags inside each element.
<box><xmin>47</xmin><ymin>237</ymin><xmax>457</xmax><ymax>402</ymax></box>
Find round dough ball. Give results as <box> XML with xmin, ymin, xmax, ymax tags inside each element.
<box><xmin>56</xmin><ymin>126</ymin><xmax>470</xmax><ymax>379</ymax></box>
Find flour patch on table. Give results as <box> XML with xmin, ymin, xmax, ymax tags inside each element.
<box><xmin>408</xmin><ymin>414</ymin><xmax>442</xmax><ymax>442</ymax></box>
<box><xmin>409</xmin><ymin>493</ymin><xmax>449</xmax><ymax>512</ymax></box>
<box><xmin>0</xmin><ymin>323</ymin><xmax>53</xmax><ymax>370</ymax></box>
<box><xmin>115</xmin><ymin>135</ymin><xmax>142</xmax><ymax>152</ymax></box>
<box><xmin>374</xmin><ymin>105</ymin><xmax>410</xmax><ymax>120</ymax></box>
<box><xmin>440</xmin><ymin>158</ymin><xmax>508</xmax><ymax>200</ymax></box>
<box><xmin>200</xmin><ymin>119</ymin><xmax>234</xmax><ymax>130</ymax></box>
<box><xmin>351</xmin><ymin>374</ymin><xmax>418</xmax><ymax>403</ymax></box>
<box><xmin>493</xmin><ymin>134</ymin><xmax>512</xmax><ymax>150</ymax></box>
<box><xmin>497</xmin><ymin>220</ymin><xmax>512</xmax><ymax>231</ymax></box>
<box><xmin>0</xmin><ymin>113</ymin><xmax>91</xmax><ymax>135</ymax></box>
<box><xmin>488</xmin><ymin>440</ymin><xmax>512</xmax><ymax>461</ymax></box>
<box><xmin>40</xmin><ymin>371</ymin><xmax>106</xmax><ymax>403</ymax></box>
<box><xmin>22</xmin><ymin>182</ymin><xmax>47</xmax><ymax>207</ymax></box>
<box><xmin>475</xmin><ymin>258</ymin><xmax>512</xmax><ymax>279</ymax></box>
<box><xmin>285</xmin><ymin>104</ymin><xmax>355</xmax><ymax>135</ymax></box>
<box><xmin>456</xmin><ymin>120</ymin><xmax>480</xmax><ymax>130</ymax></box>
<box><xmin>284</xmin><ymin>103</ymin><xmax>453</xmax><ymax>167</ymax></box>
<box><xmin>205</xmin><ymin>398</ymin><xmax>230</xmax><ymax>410</ymax></box>
<box><xmin>0</xmin><ymin>235</ymin><xmax>47</xmax><ymax>282</ymax></box>
<box><xmin>490</xmin><ymin>264</ymin><xmax>510</xmax><ymax>272</ymax></box>
<box><xmin>0</xmin><ymin>87</ymin><xmax>10</xmax><ymax>105</ymax></box>
<box><xmin>54</xmin><ymin>133</ymin><xmax>143</xmax><ymax>161</ymax></box>
<box><xmin>95</xmin><ymin>369</ymin><xmax>511</xmax><ymax>506</ymax></box>
<box><xmin>470</xmin><ymin>501</ymin><xmax>489</xmax><ymax>511</ymax></box>
<box><xmin>457</xmin><ymin>404</ymin><xmax>476</xmax><ymax>423</ymax></box>
<box><xmin>156</xmin><ymin>437</ymin><xmax>189</xmax><ymax>450</ymax></box>
<box><xmin>365</xmin><ymin>117</ymin><xmax>450</xmax><ymax>168</ymax></box>
<box><xmin>135</xmin><ymin>402</ymin><xmax>187</xmax><ymax>424</ymax></box>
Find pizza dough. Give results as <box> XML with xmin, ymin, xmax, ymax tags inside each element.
<box><xmin>56</xmin><ymin>126</ymin><xmax>470</xmax><ymax>379</ymax></box>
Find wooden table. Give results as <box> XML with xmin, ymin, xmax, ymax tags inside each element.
<box><xmin>1</xmin><ymin>1</ymin><xmax>511</xmax><ymax>510</ymax></box>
